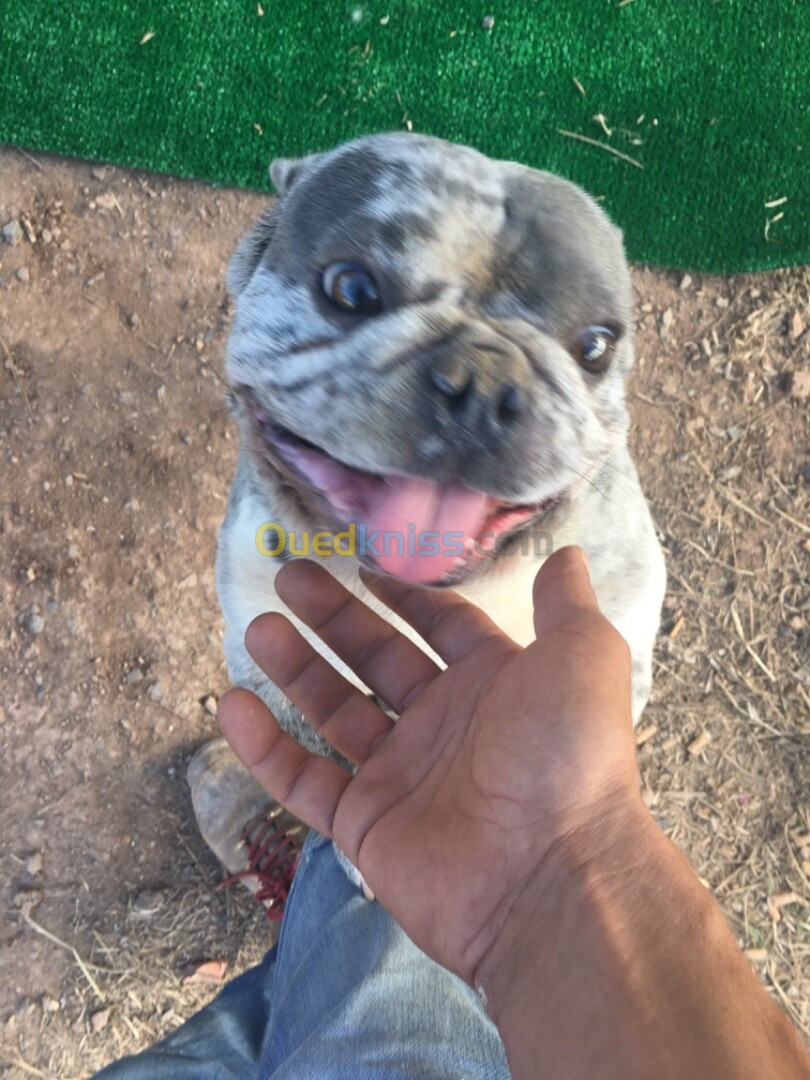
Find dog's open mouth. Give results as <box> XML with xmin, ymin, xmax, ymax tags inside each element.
<box><xmin>252</xmin><ymin>408</ymin><xmax>561</xmax><ymax>585</ymax></box>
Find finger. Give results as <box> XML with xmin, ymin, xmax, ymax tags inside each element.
<box><xmin>217</xmin><ymin>688</ymin><xmax>351</xmax><ymax>838</ymax></box>
<box><xmin>359</xmin><ymin>567</ymin><xmax>511</xmax><ymax>665</ymax></box>
<box><xmin>274</xmin><ymin>560</ymin><xmax>441</xmax><ymax>712</ymax></box>
<box><xmin>245</xmin><ymin>613</ymin><xmax>394</xmax><ymax>764</ymax></box>
<box><xmin>532</xmin><ymin>546</ymin><xmax>601</xmax><ymax>638</ymax></box>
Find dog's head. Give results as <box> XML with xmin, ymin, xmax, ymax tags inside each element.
<box><xmin>225</xmin><ymin>132</ymin><xmax>634</xmax><ymax>585</ymax></box>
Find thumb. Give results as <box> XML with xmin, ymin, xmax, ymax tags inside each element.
<box><xmin>532</xmin><ymin>546</ymin><xmax>600</xmax><ymax>638</ymax></box>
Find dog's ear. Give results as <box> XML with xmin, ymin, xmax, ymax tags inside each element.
<box><xmin>269</xmin><ymin>152</ymin><xmax>324</xmax><ymax>196</ymax></box>
<box><xmin>226</xmin><ymin>205</ymin><xmax>280</xmax><ymax>296</ymax></box>
<box><xmin>227</xmin><ymin>153</ymin><xmax>326</xmax><ymax>296</ymax></box>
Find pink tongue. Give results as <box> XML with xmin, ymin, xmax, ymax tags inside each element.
<box><xmin>357</xmin><ymin>476</ymin><xmax>490</xmax><ymax>583</ymax></box>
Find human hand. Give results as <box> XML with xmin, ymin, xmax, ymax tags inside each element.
<box><xmin>218</xmin><ymin>546</ymin><xmax>644</xmax><ymax>983</ymax></box>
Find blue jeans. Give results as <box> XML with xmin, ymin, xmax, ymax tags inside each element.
<box><xmin>96</xmin><ymin>832</ymin><xmax>511</xmax><ymax>1079</ymax></box>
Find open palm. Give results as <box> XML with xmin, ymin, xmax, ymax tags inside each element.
<box><xmin>218</xmin><ymin>547</ymin><xmax>641</xmax><ymax>983</ymax></box>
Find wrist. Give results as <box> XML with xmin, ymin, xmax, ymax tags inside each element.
<box><xmin>472</xmin><ymin>794</ymin><xmax>680</xmax><ymax>1022</ymax></box>
<box><xmin>472</xmin><ymin>795</ymin><xmax>810</xmax><ymax>1080</ymax></box>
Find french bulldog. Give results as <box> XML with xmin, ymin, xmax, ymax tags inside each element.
<box><xmin>217</xmin><ymin>132</ymin><xmax>666</xmax><ymax>765</ymax></box>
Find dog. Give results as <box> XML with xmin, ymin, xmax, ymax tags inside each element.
<box><xmin>217</xmin><ymin>132</ymin><xmax>666</xmax><ymax>764</ymax></box>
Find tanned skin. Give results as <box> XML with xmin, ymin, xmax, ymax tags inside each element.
<box><xmin>219</xmin><ymin>547</ymin><xmax>809</xmax><ymax>1080</ymax></box>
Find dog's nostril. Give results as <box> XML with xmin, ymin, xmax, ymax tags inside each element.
<box><xmin>430</xmin><ymin>364</ymin><xmax>473</xmax><ymax>405</ymax></box>
<box><xmin>497</xmin><ymin>385</ymin><xmax>524</xmax><ymax>424</ymax></box>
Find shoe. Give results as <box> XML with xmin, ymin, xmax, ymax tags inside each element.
<box><xmin>187</xmin><ymin>738</ymin><xmax>307</xmax><ymax>921</ymax></box>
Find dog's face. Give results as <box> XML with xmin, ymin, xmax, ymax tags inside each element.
<box><xmin>225</xmin><ymin>132</ymin><xmax>634</xmax><ymax>585</ymax></box>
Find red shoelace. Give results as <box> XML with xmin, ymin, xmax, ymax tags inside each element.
<box><xmin>217</xmin><ymin>808</ymin><xmax>302</xmax><ymax>921</ymax></box>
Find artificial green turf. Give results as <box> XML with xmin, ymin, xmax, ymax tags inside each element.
<box><xmin>1</xmin><ymin>1</ymin><xmax>807</xmax><ymax>271</ymax></box>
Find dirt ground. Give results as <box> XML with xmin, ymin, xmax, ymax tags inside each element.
<box><xmin>0</xmin><ymin>145</ymin><xmax>808</xmax><ymax>1077</ymax></box>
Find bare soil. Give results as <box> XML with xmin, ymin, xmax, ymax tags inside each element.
<box><xmin>0</xmin><ymin>146</ymin><xmax>808</xmax><ymax>1078</ymax></box>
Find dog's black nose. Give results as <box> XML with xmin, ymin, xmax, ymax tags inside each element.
<box><xmin>429</xmin><ymin>356</ymin><xmax>525</xmax><ymax>428</ymax></box>
<box><xmin>429</xmin><ymin>359</ymin><xmax>474</xmax><ymax>411</ymax></box>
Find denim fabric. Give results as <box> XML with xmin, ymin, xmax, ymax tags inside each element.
<box><xmin>95</xmin><ymin>832</ymin><xmax>511</xmax><ymax>1079</ymax></box>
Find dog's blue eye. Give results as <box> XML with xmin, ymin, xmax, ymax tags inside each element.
<box><xmin>572</xmin><ymin>326</ymin><xmax>616</xmax><ymax>374</ymax></box>
<box><xmin>321</xmin><ymin>262</ymin><xmax>382</xmax><ymax>315</ymax></box>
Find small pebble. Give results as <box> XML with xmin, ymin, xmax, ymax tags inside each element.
<box><xmin>26</xmin><ymin>851</ymin><xmax>43</xmax><ymax>875</ymax></box>
<box><xmin>717</xmin><ymin>465</ymin><xmax>742</xmax><ymax>482</ymax></box>
<box><xmin>41</xmin><ymin>228</ymin><xmax>53</xmax><ymax>244</ymax></box>
<box><xmin>16</xmin><ymin>267</ymin><xmax>30</xmax><ymax>283</ymax></box>
<box><xmin>128</xmin><ymin>312</ymin><xmax>141</xmax><ymax>330</ymax></box>
<box><xmin>27</xmin><ymin>612</ymin><xmax>45</xmax><ymax>635</ymax></box>
<box><xmin>91</xmin><ymin>1007</ymin><xmax>111</xmax><ymax>1034</ymax></box>
<box><xmin>125</xmin><ymin>667</ymin><xmax>144</xmax><ymax>685</ymax></box>
<box><xmin>132</xmin><ymin>889</ymin><xmax>165</xmax><ymax>916</ymax></box>
<box><xmin>1</xmin><ymin>219</ymin><xmax>23</xmax><ymax>246</ymax></box>
<box><xmin>679</xmin><ymin>273</ymin><xmax>692</xmax><ymax>290</ymax></box>
<box><xmin>203</xmin><ymin>695</ymin><xmax>218</xmax><ymax>716</ymax></box>
<box><xmin>789</xmin><ymin>370</ymin><xmax>810</xmax><ymax>401</ymax></box>
<box><xmin>482</xmin><ymin>15</ymin><xmax>495</xmax><ymax>29</ymax></box>
<box><xmin>148</xmin><ymin>680</ymin><xmax>164</xmax><ymax>702</ymax></box>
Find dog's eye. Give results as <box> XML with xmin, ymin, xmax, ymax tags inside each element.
<box><xmin>571</xmin><ymin>326</ymin><xmax>616</xmax><ymax>374</ymax></box>
<box><xmin>321</xmin><ymin>262</ymin><xmax>382</xmax><ymax>315</ymax></box>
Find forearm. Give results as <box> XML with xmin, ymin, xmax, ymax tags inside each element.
<box><xmin>475</xmin><ymin>804</ymin><xmax>808</xmax><ymax>1080</ymax></box>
